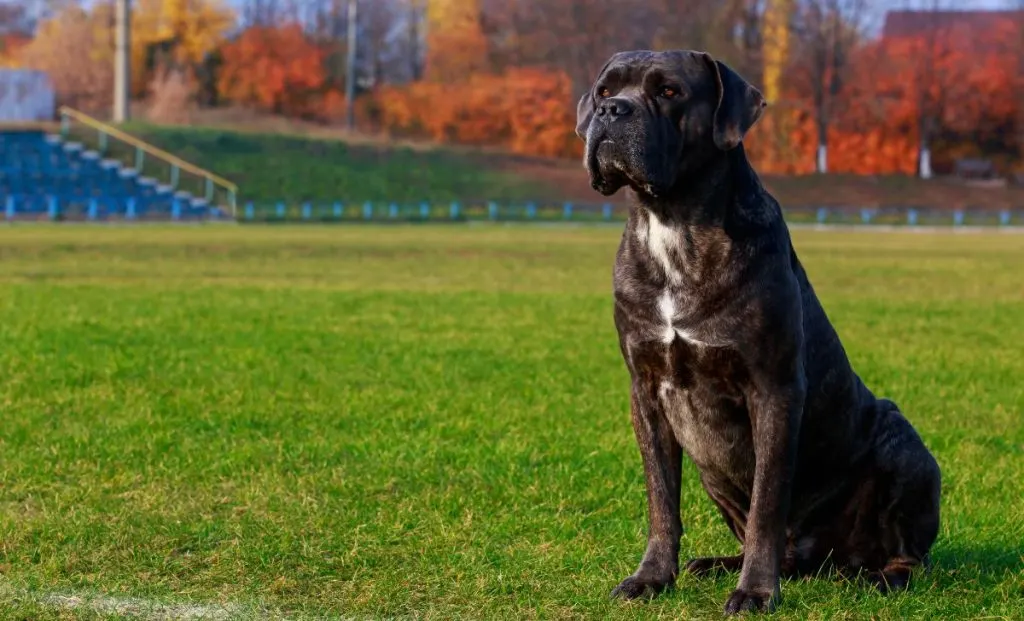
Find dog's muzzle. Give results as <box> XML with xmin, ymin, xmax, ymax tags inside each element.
<box><xmin>584</xmin><ymin>97</ymin><xmax>677</xmax><ymax>198</ymax></box>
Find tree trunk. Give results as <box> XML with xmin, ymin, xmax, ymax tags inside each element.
<box><xmin>816</xmin><ymin>113</ymin><xmax>828</xmax><ymax>174</ymax></box>
<box><xmin>918</xmin><ymin>115</ymin><xmax>933</xmax><ymax>179</ymax></box>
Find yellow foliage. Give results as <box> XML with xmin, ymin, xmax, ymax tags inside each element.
<box><xmin>130</xmin><ymin>0</ymin><xmax>235</xmax><ymax>96</ymax></box>
<box><xmin>18</xmin><ymin>7</ymin><xmax>115</xmax><ymax>114</ymax></box>
<box><xmin>425</xmin><ymin>0</ymin><xmax>487</xmax><ymax>83</ymax></box>
<box><xmin>762</xmin><ymin>0</ymin><xmax>793</xmax><ymax>106</ymax></box>
<box><xmin>761</xmin><ymin>0</ymin><xmax>798</xmax><ymax>172</ymax></box>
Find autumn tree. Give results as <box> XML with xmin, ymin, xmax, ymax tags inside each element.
<box><xmin>0</xmin><ymin>2</ymin><xmax>32</xmax><ymax>67</ymax></box>
<box><xmin>217</xmin><ymin>24</ymin><xmax>327</xmax><ymax>116</ymax></box>
<box><xmin>147</xmin><ymin>66</ymin><xmax>192</xmax><ymax>123</ymax></box>
<box><xmin>851</xmin><ymin>7</ymin><xmax>1020</xmax><ymax>175</ymax></box>
<box><xmin>18</xmin><ymin>6</ymin><xmax>114</xmax><ymax>114</ymax></box>
<box><xmin>754</xmin><ymin>0</ymin><xmax>801</xmax><ymax>171</ymax></box>
<box><xmin>425</xmin><ymin>0</ymin><xmax>487</xmax><ymax>82</ymax></box>
<box><xmin>128</xmin><ymin>0</ymin><xmax>235</xmax><ymax>98</ymax></box>
<box><xmin>791</xmin><ymin>0</ymin><xmax>870</xmax><ymax>173</ymax></box>
<box><xmin>0</xmin><ymin>34</ymin><xmax>28</xmax><ymax>68</ymax></box>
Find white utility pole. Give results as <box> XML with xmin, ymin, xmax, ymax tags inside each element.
<box><xmin>114</xmin><ymin>0</ymin><xmax>131</xmax><ymax>123</ymax></box>
<box><xmin>345</xmin><ymin>0</ymin><xmax>358</xmax><ymax>130</ymax></box>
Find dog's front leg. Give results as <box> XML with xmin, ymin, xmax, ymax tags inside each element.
<box><xmin>611</xmin><ymin>384</ymin><xmax>683</xmax><ymax>600</ymax></box>
<box><xmin>725</xmin><ymin>372</ymin><xmax>805</xmax><ymax>615</ymax></box>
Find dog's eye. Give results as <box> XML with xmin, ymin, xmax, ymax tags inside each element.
<box><xmin>660</xmin><ymin>87</ymin><xmax>678</xmax><ymax>99</ymax></box>
<box><xmin>598</xmin><ymin>87</ymin><xmax>611</xmax><ymax>98</ymax></box>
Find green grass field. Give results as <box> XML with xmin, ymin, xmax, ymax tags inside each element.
<box><xmin>0</xmin><ymin>225</ymin><xmax>1022</xmax><ymax>620</ymax></box>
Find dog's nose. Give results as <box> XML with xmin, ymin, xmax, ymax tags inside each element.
<box><xmin>597</xmin><ymin>97</ymin><xmax>633</xmax><ymax>119</ymax></box>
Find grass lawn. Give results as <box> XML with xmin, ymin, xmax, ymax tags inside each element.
<box><xmin>0</xmin><ymin>224</ymin><xmax>1022</xmax><ymax>620</ymax></box>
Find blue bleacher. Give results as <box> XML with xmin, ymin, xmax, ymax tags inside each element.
<box><xmin>0</xmin><ymin>130</ymin><xmax>218</xmax><ymax>221</ymax></box>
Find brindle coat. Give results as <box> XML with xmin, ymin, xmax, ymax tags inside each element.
<box><xmin>575</xmin><ymin>50</ymin><xmax>941</xmax><ymax>614</ymax></box>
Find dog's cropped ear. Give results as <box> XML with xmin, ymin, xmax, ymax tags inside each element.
<box><xmin>575</xmin><ymin>91</ymin><xmax>595</xmax><ymax>140</ymax></box>
<box><xmin>703</xmin><ymin>54</ymin><xmax>766</xmax><ymax>151</ymax></box>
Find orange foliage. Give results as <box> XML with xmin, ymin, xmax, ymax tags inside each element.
<box><xmin>217</xmin><ymin>24</ymin><xmax>326</xmax><ymax>117</ymax></box>
<box><xmin>314</xmin><ymin>89</ymin><xmax>349</xmax><ymax>124</ymax></box>
<box><xmin>752</xmin><ymin>15</ymin><xmax>1020</xmax><ymax>175</ymax></box>
<box><xmin>748</xmin><ymin>108</ymin><xmax>917</xmax><ymax>176</ymax></box>
<box><xmin>0</xmin><ymin>33</ymin><xmax>30</xmax><ymax>67</ymax></box>
<box><xmin>193</xmin><ymin>12</ymin><xmax>1020</xmax><ymax>170</ymax></box>
<box><xmin>372</xmin><ymin>68</ymin><xmax>577</xmax><ymax>158</ymax></box>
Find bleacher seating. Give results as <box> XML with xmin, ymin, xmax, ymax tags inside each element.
<box><xmin>0</xmin><ymin>130</ymin><xmax>217</xmax><ymax>220</ymax></box>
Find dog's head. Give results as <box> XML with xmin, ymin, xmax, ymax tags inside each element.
<box><xmin>576</xmin><ymin>50</ymin><xmax>766</xmax><ymax>198</ymax></box>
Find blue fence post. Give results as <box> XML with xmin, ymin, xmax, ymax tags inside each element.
<box><xmin>420</xmin><ymin>202</ymin><xmax>430</xmax><ymax>219</ymax></box>
<box><xmin>171</xmin><ymin>199</ymin><xmax>181</xmax><ymax>220</ymax></box>
<box><xmin>999</xmin><ymin>210</ymin><xmax>1011</xmax><ymax>226</ymax></box>
<box><xmin>333</xmin><ymin>202</ymin><xmax>343</xmax><ymax>218</ymax></box>
<box><xmin>860</xmin><ymin>208</ymin><xmax>873</xmax><ymax>225</ymax></box>
<box><xmin>245</xmin><ymin>202</ymin><xmax>254</xmax><ymax>220</ymax></box>
<box><xmin>603</xmin><ymin>203</ymin><xmax>612</xmax><ymax>221</ymax></box>
<box><xmin>816</xmin><ymin>207</ymin><xmax>827</xmax><ymax>224</ymax></box>
<box><xmin>953</xmin><ymin>210</ymin><xmax>964</xmax><ymax>227</ymax></box>
<box><xmin>907</xmin><ymin>208</ymin><xmax>918</xmax><ymax>226</ymax></box>
<box><xmin>363</xmin><ymin>201</ymin><xmax>373</xmax><ymax>220</ymax></box>
<box><xmin>563</xmin><ymin>202</ymin><xmax>573</xmax><ymax>220</ymax></box>
<box><xmin>302</xmin><ymin>202</ymin><xmax>312</xmax><ymax>220</ymax></box>
<box><xmin>87</xmin><ymin>198</ymin><xmax>98</xmax><ymax>221</ymax></box>
<box><xmin>276</xmin><ymin>202</ymin><xmax>286</xmax><ymax>219</ymax></box>
<box><xmin>450</xmin><ymin>201</ymin><xmax>460</xmax><ymax>220</ymax></box>
<box><xmin>5</xmin><ymin>195</ymin><xmax>14</xmax><ymax>220</ymax></box>
<box><xmin>388</xmin><ymin>203</ymin><xmax>398</xmax><ymax>219</ymax></box>
<box><xmin>526</xmin><ymin>202</ymin><xmax>537</xmax><ymax>219</ymax></box>
<box><xmin>488</xmin><ymin>201</ymin><xmax>498</xmax><ymax>221</ymax></box>
<box><xmin>125</xmin><ymin>197</ymin><xmax>136</xmax><ymax>220</ymax></box>
<box><xmin>48</xmin><ymin>196</ymin><xmax>59</xmax><ymax>220</ymax></box>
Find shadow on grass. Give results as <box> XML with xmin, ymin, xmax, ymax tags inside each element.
<box><xmin>931</xmin><ymin>541</ymin><xmax>1024</xmax><ymax>578</ymax></box>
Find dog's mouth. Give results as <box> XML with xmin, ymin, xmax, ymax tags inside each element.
<box><xmin>586</xmin><ymin>137</ymin><xmax>666</xmax><ymax>198</ymax></box>
<box><xmin>587</xmin><ymin>137</ymin><xmax>644</xmax><ymax>196</ymax></box>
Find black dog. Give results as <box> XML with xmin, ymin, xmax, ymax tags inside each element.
<box><xmin>576</xmin><ymin>50</ymin><xmax>941</xmax><ymax>614</ymax></box>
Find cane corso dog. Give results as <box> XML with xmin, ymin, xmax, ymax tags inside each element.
<box><xmin>576</xmin><ymin>50</ymin><xmax>941</xmax><ymax>614</ymax></box>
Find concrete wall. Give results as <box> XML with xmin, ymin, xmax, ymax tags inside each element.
<box><xmin>0</xmin><ymin>70</ymin><xmax>56</xmax><ymax>122</ymax></box>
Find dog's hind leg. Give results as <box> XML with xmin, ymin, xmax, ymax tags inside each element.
<box><xmin>685</xmin><ymin>485</ymin><xmax>748</xmax><ymax>578</ymax></box>
<box><xmin>851</xmin><ymin>399</ymin><xmax>942</xmax><ymax>594</ymax></box>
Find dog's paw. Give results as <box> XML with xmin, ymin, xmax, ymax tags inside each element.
<box><xmin>610</xmin><ymin>574</ymin><xmax>674</xmax><ymax>600</ymax></box>
<box><xmin>866</xmin><ymin>566</ymin><xmax>913</xmax><ymax>594</ymax></box>
<box><xmin>723</xmin><ymin>588</ymin><xmax>778</xmax><ymax>615</ymax></box>
<box><xmin>685</xmin><ymin>554</ymin><xmax>744</xmax><ymax>577</ymax></box>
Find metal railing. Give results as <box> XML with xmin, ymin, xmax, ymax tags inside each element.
<box><xmin>236</xmin><ymin>200</ymin><xmax>1023</xmax><ymax>228</ymax></box>
<box><xmin>57</xmin><ymin>106</ymin><xmax>238</xmax><ymax>215</ymax></box>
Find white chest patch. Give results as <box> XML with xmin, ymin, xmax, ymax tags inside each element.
<box><xmin>656</xmin><ymin>291</ymin><xmax>677</xmax><ymax>344</ymax></box>
<box><xmin>656</xmin><ymin>290</ymin><xmax>705</xmax><ymax>347</ymax></box>
<box><xmin>647</xmin><ymin>213</ymin><xmax>684</xmax><ymax>284</ymax></box>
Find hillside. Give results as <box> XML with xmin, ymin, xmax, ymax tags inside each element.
<box><xmin>94</xmin><ymin>115</ymin><xmax>1024</xmax><ymax>211</ymax></box>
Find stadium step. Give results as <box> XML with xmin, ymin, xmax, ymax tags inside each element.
<box><xmin>0</xmin><ymin>130</ymin><xmax>220</xmax><ymax>220</ymax></box>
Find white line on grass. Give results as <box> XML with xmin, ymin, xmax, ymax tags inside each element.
<box><xmin>1</xmin><ymin>580</ymin><xmax>406</xmax><ymax>621</ymax></box>
<box><xmin>38</xmin><ymin>592</ymin><xmax>242</xmax><ymax>619</ymax></box>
